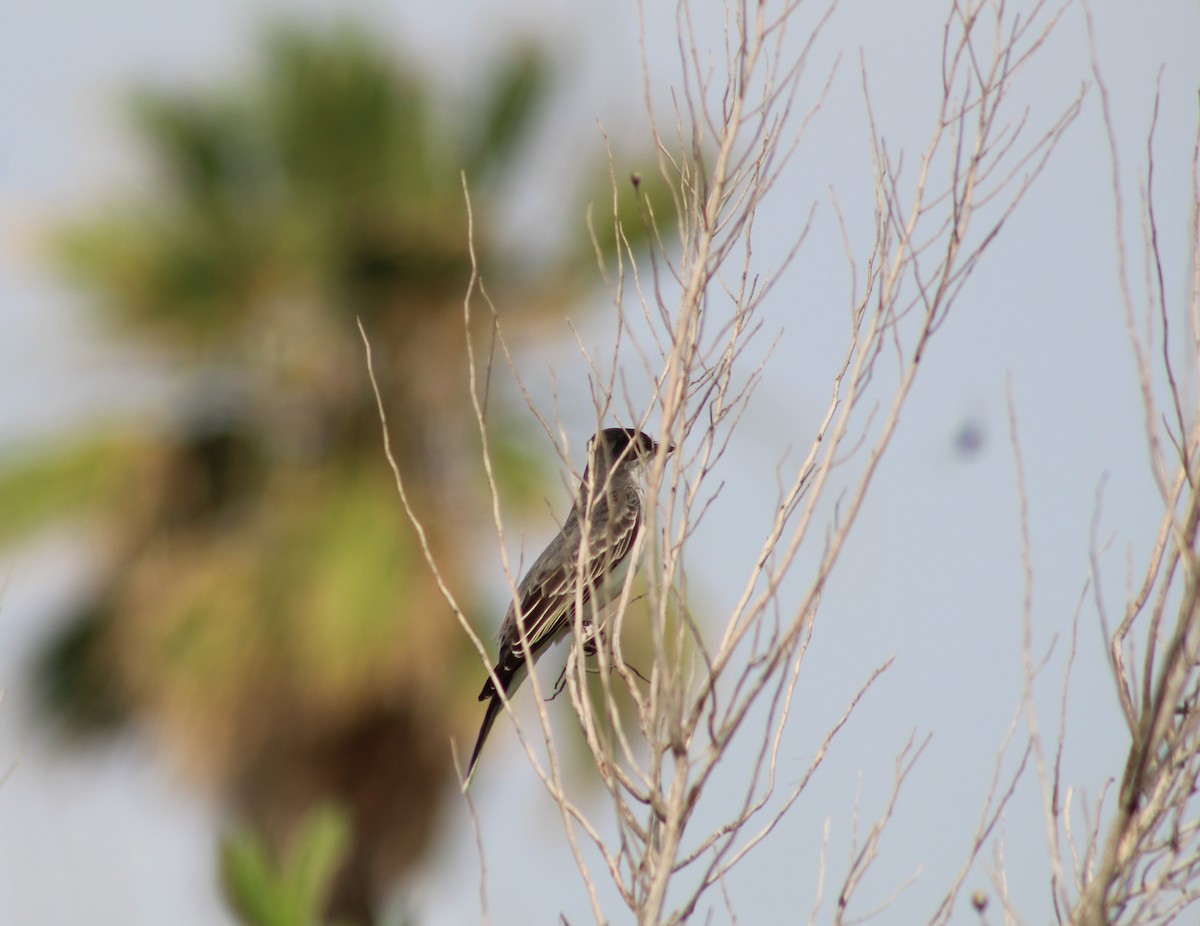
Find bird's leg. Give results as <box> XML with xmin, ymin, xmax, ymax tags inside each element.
<box><xmin>547</xmin><ymin>665</ymin><xmax>568</xmax><ymax>701</ymax></box>
<box><xmin>546</xmin><ymin>627</ymin><xmax>606</xmax><ymax>700</ymax></box>
<box><xmin>579</xmin><ymin>626</ymin><xmax>650</xmax><ymax>683</ymax></box>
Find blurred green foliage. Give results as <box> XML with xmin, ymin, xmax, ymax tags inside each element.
<box><xmin>0</xmin><ymin>437</ymin><xmax>130</xmax><ymax>544</ymax></box>
<box><xmin>222</xmin><ymin>803</ymin><xmax>351</xmax><ymax>926</ymax></box>
<box><xmin>4</xmin><ymin>18</ymin><xmax>675</xmax><ymax>925</ymax></box>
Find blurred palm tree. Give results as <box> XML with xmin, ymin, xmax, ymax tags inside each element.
<box><xmin>0</xmin><ymin>21</ymin><xmax>671</xmax><ymax>924</ymax></box>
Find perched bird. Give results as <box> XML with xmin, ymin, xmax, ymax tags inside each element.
<box><xmin>466</xmin><ymin>427</ymin><xmax>671</xmax><ymax>782</ymax></box>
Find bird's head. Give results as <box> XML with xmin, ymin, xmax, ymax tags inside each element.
<box><xmin>587</xmin><ymin>428</ymin><xmax>674</xmax><ymax>476</ymax></box>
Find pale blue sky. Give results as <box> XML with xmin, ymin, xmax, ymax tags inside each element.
<box><xmin>2</xmin><ymin>2</ymin><xmax>1199</xmax><ymax>924</ymax></box>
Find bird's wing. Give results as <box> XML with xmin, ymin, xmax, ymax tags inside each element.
<box><xmin>478</xmin><ymin>494</ymin><xmax>641</xmax><ymax>700</ymax></box>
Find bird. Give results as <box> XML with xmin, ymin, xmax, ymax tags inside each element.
<box><xmin>465</xmin><ymin>427</ymin><xmax>672</xmax><ymax>783</ymax></box>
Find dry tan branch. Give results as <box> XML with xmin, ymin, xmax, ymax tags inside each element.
<box><xmin>367</xmin><ymin>0</ymin><xmax>1082</xmax><ymax>922</ymax></box>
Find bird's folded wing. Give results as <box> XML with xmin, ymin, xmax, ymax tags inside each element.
<box><xmin>506</xmin><ymin>497</ymin><xmax>641</xmax><ymax>655</ymax></box>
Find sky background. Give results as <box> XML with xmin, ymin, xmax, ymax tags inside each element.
<box><xmin>2</xmin><ymin>1</ymin><xmax>1199</xmax><ymax>924</ymax></box>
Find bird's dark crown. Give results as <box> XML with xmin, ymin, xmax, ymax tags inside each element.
<box><xmin>588</xmin><ymin>427</ymin><xmax>670</xmax><ymax>462</ymax></box>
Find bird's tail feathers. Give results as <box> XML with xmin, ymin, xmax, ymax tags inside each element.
<box><xmin>464</xmin><ymin>694</ymin><xmax>503</xmax><ymax>789</ymax></box>
<box><xmin>465</xmin><ymin>658</ymin><xmax>532</xmax><ymax>788</ymax></box>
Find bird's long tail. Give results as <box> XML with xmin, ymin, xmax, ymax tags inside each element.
<box><xmin>464</xmin><ymin>694</ymin><xmax>503</xmax><ymax>788</ymax></box>
<box><xmin>463</xmin><ymin>646</ymin><xmax>533</xmax><ymax>789</ymax></box>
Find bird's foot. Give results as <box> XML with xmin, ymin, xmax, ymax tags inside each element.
<box><xmin>581</xmin><ymin>625</ymin><xmax>607</xmax><ymax>658</ymax></box>
<box><xmin>547</xmin><ymin>666</ymin><xmax>568</xmax><ymax>701</ymax></box>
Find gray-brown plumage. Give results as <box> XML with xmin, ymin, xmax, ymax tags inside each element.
<box><xmin>466</xmin><ymin>428</ymin><xmax>670</xmax><ymax>782</ymax></box>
